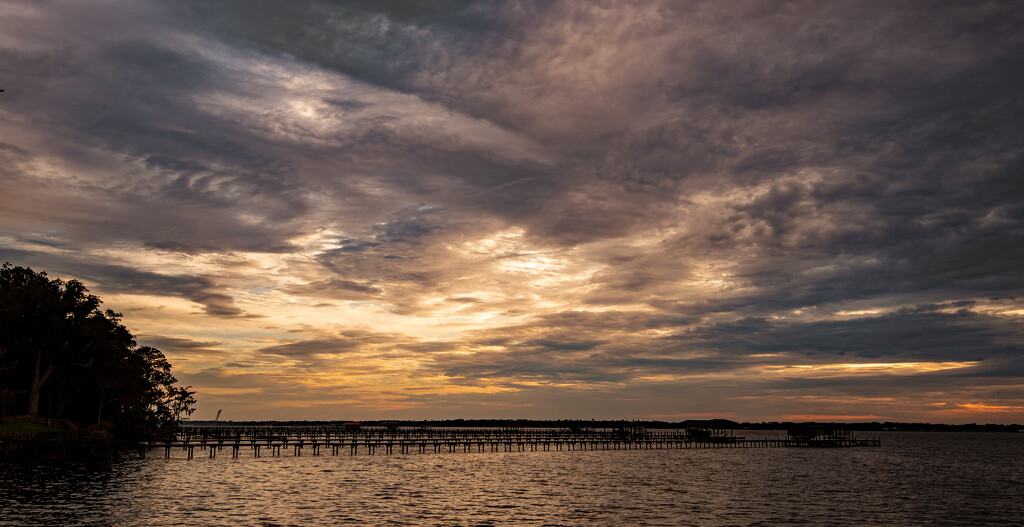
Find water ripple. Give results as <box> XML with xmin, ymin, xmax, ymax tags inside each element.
<box><xmin>1</xmin><ymin>432</ymin><xmax>1022</xmax><ymax>526</ymax></box>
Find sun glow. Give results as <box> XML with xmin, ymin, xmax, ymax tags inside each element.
<box><xmin>761</xmin><ymin>361</ymin><xmax>978</xmax><ymax>376</ymax></box>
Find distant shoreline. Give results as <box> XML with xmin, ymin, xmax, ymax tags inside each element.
<box><xmin>179</xmin><ymin>419</ymin><xmax>1023</xmax><ymax>433</ymax></box>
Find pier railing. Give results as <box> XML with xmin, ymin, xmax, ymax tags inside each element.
<box><xmin>137</xmin><ymin>426</ymin><xmax>880</xmax><ymax>459</ymax></box>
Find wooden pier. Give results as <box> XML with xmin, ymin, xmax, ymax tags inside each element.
<box><xmin>138</xmin><ymin>426</ymin><xmax>880</xmax><ymax>459</ymax></box>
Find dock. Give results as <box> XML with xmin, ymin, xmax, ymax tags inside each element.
<box><xmin>138</xmin><ymin>425</ymin><xmax>881</xmax><ymax>459</ymax></box>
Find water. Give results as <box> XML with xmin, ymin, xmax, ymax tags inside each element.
<box><xmin>2</xmin><ymin>432</ymin><xmax>1022</xmax><ymax>526</ymax></box>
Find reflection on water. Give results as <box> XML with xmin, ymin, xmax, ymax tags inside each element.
<box><xmin>2</xmin><ymin>432</ymin><xmax>1022</xmax><ymax>526</ymax></box>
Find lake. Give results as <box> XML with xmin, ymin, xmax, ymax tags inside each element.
<box><xmin>2</xmin><ymin>431</ymin><xmax>1022</xmax><ymax>526</ymax></box>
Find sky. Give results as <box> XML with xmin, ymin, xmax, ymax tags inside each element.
<box><xmin>1</xmin><ymin>0</ymin><xmax>1022</xmax><ymax>424</ymax></box>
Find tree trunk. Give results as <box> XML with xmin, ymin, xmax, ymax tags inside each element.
<box><xmin>27</xmin><ymin>348</ymin><xmax>54</xmax><ymax>416</ymax></box>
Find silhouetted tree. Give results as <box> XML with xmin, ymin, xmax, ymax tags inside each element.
<box><xmin>0</xmin><ymin>263</ymin><xmax>195</xmax><ymax>439</ymax></box>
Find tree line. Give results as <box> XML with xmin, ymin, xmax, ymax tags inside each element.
<box><xmin>0</xmin><ymin>263</ymin><xmax>195</xmax><ymax>440</ymax></box>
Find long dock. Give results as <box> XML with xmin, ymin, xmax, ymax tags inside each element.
<box><xmin>139</xmin><ymin>426</ymin><xmax>880</xmax><ymax>459</ymax></box>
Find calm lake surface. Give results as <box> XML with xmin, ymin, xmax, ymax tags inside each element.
<box><xmin>2</xmin><ymin>431</ymin><xmax>1022</xmax><ymax>526</ymax></box>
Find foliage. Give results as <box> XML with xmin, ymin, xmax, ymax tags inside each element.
<box><xmin>0</xmin><ymin>419</ymin><xmax>54</xmax><ymax>439</ymax></box>
<box><xmin>0</xmin><ymin>262</ymin><xmax>195</xmax><ymax>440</ymax></box>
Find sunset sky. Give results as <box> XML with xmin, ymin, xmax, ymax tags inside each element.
<box><xmin>1</xmin><ymin>1</ymin><xmax>1021</xmax><ymax>423</ymax></box>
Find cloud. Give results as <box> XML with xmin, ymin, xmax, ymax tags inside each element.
<box><xmin>0</xmin><ymin>250</ymin><xmax>248</xmax><ymax>317</ymax></box>
<box><xmin>286</xmin><ymin>278</ymin><xmax>382</xmax><ymax>301</ymax></box>
<box><xmin>139</xmin><ymin>335</ymin><xmax>223</xmax><ymax>354</ymax></box>
<box><xmin>257</xmin><ymin>337</ymin><xmax>362</xmax><ymax>359</ymax></box>
<box><xmin>1</xmin><ymin>0</ymin><xmax>1022</xmax><ymax>421</ymax></box>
